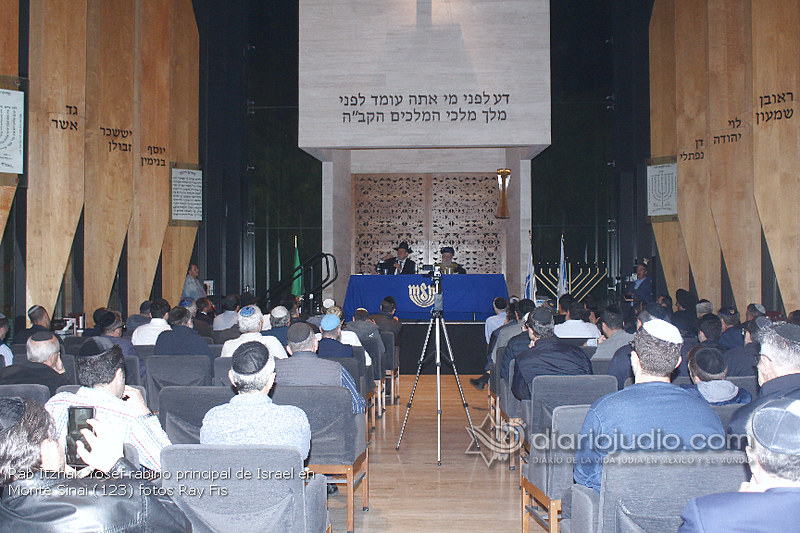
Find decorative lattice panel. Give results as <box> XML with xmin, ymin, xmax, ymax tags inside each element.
<box><xmin>352</xmin><ymin>173</ymin><xmax>505</xmax><ymax>274</ymax></box>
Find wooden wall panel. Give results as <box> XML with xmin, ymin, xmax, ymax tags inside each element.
<box><xmin>649</xmin><ymin>0</ymin><xmax>690</xmax><ymax>299</ymax></box>
<box><xmin>128</xmin><ymin>0</ymin><xmax>171</xmax><ymax>316</ymax></box>
<box><xmin>83</xmin><ymin>0</ymin><xmax>135</xmax><ymax>316</ymax></box>
<box><xmin>707</xmin><ymin>0</ymin><xmax>760</xmax><ymax>309</ymax></box>
<box><xmin>675</xmin><ymin>0</ymin><xmax>721</xmax><ymax>306</ymax></box>
<box><xmin>751</xmin><ymin>0</ymin><xmax>800</xmax><ymax>311</ymax></box>
<box><xmin>161</xmin><ymin>0</ymin><xmax>199</xmax><ymax>306</ymax></box>
<box><xmin>0</xmin><ymin>1</ymin><xmax>19</xmax><ymax>244</ymax></box>
<box><xmin>26</xmin><ymin>0</ymin><xmax>87</xmax><ymax>317</ymax></box>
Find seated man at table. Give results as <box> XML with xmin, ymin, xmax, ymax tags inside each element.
<box><xmin>376</xmin><ymin>241</ymin><xmax>416</xmax><ymax>275</ymax></box>
<box><xmin>437</xmin><ymin>246</ymin><xmax>466</xmax><ymax>274</ymax></box>
<box><xmin>573</xmin><ymin>319</ymin><xmax>724</xmax><ymax>492</ymax></box>
<box><xmin>277</xmin><ymin>323</ymin><xmax>365</xmax><ymax>414</ymax></box>
<box><xmin>317</xmin><ymin>314</ymin><xmax>354</xmax><ymax>358</ymax></box>
<box><xmin>201</xmin><ymin>342</ymin><xmax>311</xmax><ymax>458</ymax></box>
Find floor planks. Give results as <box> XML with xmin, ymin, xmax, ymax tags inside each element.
<box><xmin>326</xmin><ymin>374</ymin><xmax>546</xmax><ymax>533</ymax></box>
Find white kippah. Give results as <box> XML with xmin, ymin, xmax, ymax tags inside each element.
<box><xmin>642</xmin><ymin>318</ymin><xmax>683</xmax><ymax>344</ymax></box>
<box><xmin>322</xmin><ymin>298</ymin><xmax>335</xmax><ymax>309</ymax></box>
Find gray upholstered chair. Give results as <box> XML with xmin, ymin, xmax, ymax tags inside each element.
<box><xmin>350</xmin><ymin>346</ymin><xmax>377</xmax><ymax>429</ymax></box>
<box><xmin>0</xmin><ymin>383</ymin><xmax>50</xmax><ymax>405</ymax></box>
<box><xmin>124</xmin><ymin>355</ymin><xmax>141</xmax><ymax>386</ymax></box>
<box><xmin>562</xmin><ymin>450</ymin><xmax>749</xmax><ymax>533</ymax></box>
<box><xmin>590</xmin><ymin>358</ymin><xmax>611</xmax><ymax>376</ymax></box>
<box><xmin>161</xmin><ymin>444</ymin><xmax>329</xmax><ymax>533</ymax></box>
<box><xmin>711</xmin><ymin>403</ymin><xmax>743</xmax><ymax>435</ymax></box>
<box><xmin>11</xmin><ymin>344</ymin><xmax>27</xmax><ymax>357</ymax></box>
<box><xmin>133</xmin><ymin>344</ymin><xmax>155</xmax><ymax>360</ymax></box>
<box><xmin>63</xmin><ymin>335</ymin><xmax>89</xmax><ymax>355</ymax></box>
<box><xmin>157</xmin><ymin>385</ymin><xmax>234</xmax><ymax>443</ymax></box>
<box><xmin>727</xmin><ymin>375</ymin><xmax>758</xmax><ymax>398</ymax></box>
<box><xmin>272</xmin><ymin>385</ymin><xmax>368</xmax><ymax>533</ymax></box>
<box><xmin>208</xmin><ymin>343</ymin><xmax>223</xmax><ymax>360</ymax></box>
<box><xmin>145</xmin><ymin>355</ymin><xmax>211</xmax><ymax>412</ymax></box>
<box><xmin>522</xmin><ymin>404</ymin><xmax>590</xmax><ymax>533</ymax></box>
<box><xmin>213</xmin><ymin>357</ymin><xmax>233</xmax><ymax>387</ymax></box>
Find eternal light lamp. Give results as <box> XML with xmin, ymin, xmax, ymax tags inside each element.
<box><xmin>495</xmin><ymin>168</ymin><xmax>511</xmax><ymax>219</ymax></box>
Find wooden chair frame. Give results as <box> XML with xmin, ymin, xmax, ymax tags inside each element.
<box><xmin>309</xmin><ymin>448</ymin><xmax>369</xmax><ymax>533</ymax></box>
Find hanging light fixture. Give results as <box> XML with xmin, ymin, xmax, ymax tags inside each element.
<box><xmin>495</xmin><ymin>168</ymin><xmax>511</xmax><ymax>219</ymax></box>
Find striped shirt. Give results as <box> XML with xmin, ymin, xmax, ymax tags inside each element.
<box><xmin>45</xmin><ymin>387</ymin><xmax>171</xmax><ymax>471</ymax></box>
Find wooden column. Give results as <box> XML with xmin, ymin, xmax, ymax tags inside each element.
<box><xmin>26</xmin><ymin>0</ymin><xmax>87</xmax><ymax>316</ymax></box>
<box><xmin>706</xmin><ymin>0</ymin><xmax>760</xmax><ymax>310</ymax></box>
<box><xmin>0</xmin><ymin>0</ymin><xmax>20</xmax><ymax>241</ymax></box>
<box><xmin>161</xmin><ymin>0</ymin><xmax>199</xmax><ymax>306</ymax></box>
<box><xmin>675</xmin><ymin>0</ymin><xmax>721</xmax><ymax>306</ymax></box>
<box><xmin>128</xmin><ymin>0</ymin><xmax>171</xmax><ymax>316</ymax></box>
<box><xmin>649</xmin><ymin>0</ymin><xmax>690</xmax><ymax>299</ymax></box>
<box><xmin>83</xmin><ymin>0</ymin><xmax>135</xmax><ymax>316</ymax></box>
<box><xmin>751</xmin><ymin>0</ymin><xmax>800</xmax><ymax>311</ymax></box>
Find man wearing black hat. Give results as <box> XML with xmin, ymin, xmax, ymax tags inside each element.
<box><xmin>201</xmin><ymin>342</ymin><xmax>311</xmax><ymax>456</ymax></box>
<box><xmin>679</xmin><ymin>398</ymin><xmax>800</xmax><ymax>532</ymax></box>
<box><xmin>511</xmin><ymin>306</ymin><xmax>592</xmax><ymax>401</ymax></box>
<box><xmin>729</xmin><ymin>322</ymin><xmax>800</xmax><ymax>442</ymax></box>
<box><xmin>437</xmin><ymin>246</ymin><xmax>466</xmax><ymax>274</ymax></box>
<box><xmin>45</xmin><ymin>337</ymin><xmax>171</xmax><ymax>471</ymax></box>
<box><xmin>0</xmin><ymin>332</ymin><xmax>70</xmax><ymax>396</ymax></box>
<box><xmin>377</xmin><ymin>242</ymin><xmax>416</xmax><ymax>275</ymax></box>
<box><xmin>0</xmin><ymin>398</ymin><xmax>190</xmax><ymax>531</ymax></box>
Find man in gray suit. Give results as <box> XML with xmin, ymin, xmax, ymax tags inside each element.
<box><xmin>275</xmin><ymin>323</ymin><xmax>365</xmax><ymax>414</ymax></box>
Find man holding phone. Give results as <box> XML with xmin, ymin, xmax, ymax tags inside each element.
<box><xmin>0</xmin><ymin>397</ymin><xmax>190</xmax><ymax>531</ymax></box>
<box><xmin>45</xmin><ymin>337</ymin><xmax>171</xmax><ymax>471</ymax></box>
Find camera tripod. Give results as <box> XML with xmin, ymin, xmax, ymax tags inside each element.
<box><xmin>395</xmin><ymin>277</ymin><xmax>480</xmax><ymax>465</ymax></box>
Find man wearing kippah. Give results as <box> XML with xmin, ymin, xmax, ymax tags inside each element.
<box><xmin>573</xmin><ymin>319</ymin><xmax>724</xmax><ymax>492</ymax></box>
<box><xmin>220</xmin><ymin>305</ymin><xmax>287</xmax><ymax>360</ymax></box>
<box><xmin>262</xmin><ymin>306</ymin><xmax>290</xmax><ymax>346</ymax></box>
<box><xmin>729</xmin><ymin>323</ymin><xmax>800</xmax><ymax>441</ymax></box>
<box><xmin>46</xmin><ymin>337</ymin><xmax>171</xmax><ymax>471</ymax></box>
<box><xmin>201</xmin><ymin>342</ymin><xmax>311</xmax><ymax>456</ymax></box>
<box><xmin>679</xmin><ymin>398</ymin><xmax>800</xmax><ymax>532</ymax></box>
<box><xmin>317</xmin><ymin>314</ymin><xmax>354</xmax><ymax>358</ymax></box>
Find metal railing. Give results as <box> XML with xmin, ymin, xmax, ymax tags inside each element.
<box><xmin>264</xmin><ymin>252</ymin><xmax>338</xmax><ymax>314</ymax></box>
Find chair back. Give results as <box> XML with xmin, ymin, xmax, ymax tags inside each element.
<box><xmin>359</xmin><ymin>334</ymin><xmax>384</xmax><ymax>381</ymax></box>
<box><xmin>546</xmin><ymin>405</ymin><xmax>591</xmax><ymax>500</ymax></box>
<box><xmin>161</xmin><ymin>444</ymin><xmax>325</xmax><ymax>533</ymax></box>
<box><xmin>124</xmin><ymin>355</ymin><xmax>141</xmax><ymax>386</ymax></box>
<box><xmin>213</xmin><ymin>357</ymin><xmax>233</xmax><ymax>387</ymax></box>
<box><xmin>597</xmin><ymin>450</ymin><xmax>748</xmax><ymax>533</ymax></box>
<box><xmin>158</xmin><ymin>386</ymin><xmax>235</xmax><ymax>443</ymax></box>
<box><xmin>591</xmin><ymin>358</ymin><xmax>611</xmax><ymax>376</ymax></box>
<box><xmin>60</xmin><ymin>353</ymin><xmax>77</xmax><ymax>384</ymax></box>
<box><xmin>529</xmin><ymin>375</ymin><xmax>616</xmax><ymax>436</ymax></box>
<box><xmin>499</xmin><ymin>359</ymin><xmax>522</xmax><ymax>418</ymax></box>
<box><xmin>0</xmin><ymin>384</ymin><xmax>50</xmax><ymax>405</ymax></box>
<box><xmin>63</xmin><ymin>335</ymin><xmax>89</xmax><ymax>355</ymax></box>
<box><xmin>209</xmin><ymin>343</ymin><xmax>224</xmax><ymax>360</ymax></box>
<box><xmin>727</xmin><ymin>375</ymin><xmax>759</xmax><ymax>399</ymax></box>
<box><xmin>490</xmin><ymin>347</ymin><xmax>505</xmax><ymax>395</ymax></box>
<box><xmin>11</xmin><ymin>344</ymin><xmax>26</xmax><ymax>357</ymax></box>
<box><xmin>272</xmin><ymin>385</ymin><xmax>365</xmax><ymax>465</ymax></box>
<box><xmin>134</xmin><ymin>344</ymin><xmax>155</xmax><ymax>359</ymax></box>
<box><xmin>711</xmin><ymin>403</ymin><xmax>742</xmax><ymax>435</ymax></box>
<box><xmin>351</xmin><ymin>346</ymin><xmax>370</xmax><ymax>396</ymax></box>
<box><xmin>56</xmin><ymin>383</ymin><xmax>148</xmax><ymax>405</ymax></box>
<box><xmin>145</xmin><ymin>355</ymin><xmax>211</xmax><ymax>411</ymax></box>
<box><xmin>672</xmin><ymin>376</ymin><xmax>693</xmax><ymax>387</ymax></box>
<box><xmin>379</xmin><ymin>330</ymin><xmax>396</xmax><ymax>371</ymax></box>
<box><xmin>319</xmin><ymin>355</ymin><xmax>366</xmax><ymax>399</ymax></box>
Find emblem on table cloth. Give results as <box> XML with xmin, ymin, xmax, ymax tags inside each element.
<box><xmin>408</xmin><ymin>283</ymin><xmax>435</xmax><ymax>308</ymax></box>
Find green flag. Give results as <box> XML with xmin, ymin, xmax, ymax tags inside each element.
<box><xmin>291</xmin><ymin>235</ymin><xmax>302</xmax><ymax>296</ymax></box>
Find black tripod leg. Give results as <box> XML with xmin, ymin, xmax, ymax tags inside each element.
<box><xmin>395</xmin><ymin>316</ymin><xmax>435</xmax><ymax>450</ymax></box>
<box><xmin>440</xmin><ymin>320</ymin><xmax>481</xmax><ymax>451</ymax></box>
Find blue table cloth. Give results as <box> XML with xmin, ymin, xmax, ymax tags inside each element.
<box><xmin>342</xmin><ymin>274</ymin><xmax>508</xmax><ymax>321</ymax></box>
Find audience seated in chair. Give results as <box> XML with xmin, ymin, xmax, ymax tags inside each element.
<box><xmin>81</xmin><ymin>307</ymin><xmax>108</xmax><ymax>338</ymax></box>
<box><xmin>574</xmin><ymin>319</ymin><xmax>724</xmax><ymax>492</ymax></box>
<box><xmin>97</xmin><ymin>310</ymin><xmax>145</xmax><ymax>383</ymax></box>
<box><xmin>498</xmin><ymin>299</ymin><xmax>536</xmax><ymax>382</ymax></box>
<box><xmin>724</xmin><ymin>316</ymin><xmax>767</xmax><ymax>377</ymax></box>
<box><xmin>263</xmin><ymin>306</ymin><xmax>290</xmax><ymax>345</ymax></box>
<box><xmin>0</xmin><ymin>332</ymin><xmax>70</xmax><ymax>396</ymax></box>
<box><xmin>277</xmin><ymin>323</ymin><xmax>365</xmax><ymax>415</ymax></box>
<box><xmin>607</xmin><ymin>304</ymin><xmax>670</xmax><ymax>389</ymax></box>
<box><xmin>220</xmin><ymin>305</ymin><xmax>286</xmax><ymax>360</ymax></box>
<box><xmin>131</xmin><ymin>298</ymin><xmax>171</xmax><ymax>346</ymax></box>
<box><xmin>15</xmin><ymin>305</ymin><xmax>63</xmax><ymax>347</ymax></box>
<box><xmin>317</xmin><ymin>314</ymin><xmax>354</xmax><ymax>358</ymax></box>
<box><xmin>344</xmin><ymin>308</ymin><xmax>384</xmax><ymax>365</ymax></box>
<box><xmin>680</xmin><ymin>346</ymin><xmax>751</xmax><ymax>405</ymax></box>
<box><xmin>155</xmin><ymin>306</ymin><xmax>210</xmax><ymax>357</ymax></box>
<box><xmin>512</xmin><ymin>306</ymin><xmax>592</xmax><ymax>401</ymax></box>
<box><xmin>591</xmin><ymin>304</ymin><xmax>633</xmax><ymax>361</ymax></box>
<box><xmin>193</xmin><ymin>297</ymin><xmax>215</xmax><ymax>339</ymax></box>
<box><xmin>679</xmin><ymin>398</ymin><xmax>800</xmax><ymax>532</ymax></box>
<box><xmin>213</xmin><ymin>294</ymin><xmax>241</xmax><ymax>331</ymax></box>
<box><xmin>554</xmin><ymin>300</ymin><xmax>601</xmax><ymax>346</ymax></box>
<box><xmin>45</xmin><ymin>337</ymin><xmax>171</xmax><ymax>471</ymax></box>
<box><xmin>0</xmin><ymin>398</ymin><xmax>189</xmax><ymax>531</ymax></box>
<box><xmin>368</xmin><ymin>296</ymin><xmax>402</xmax><ymax>338</ymax></box>
<box><xmin>729</xmin><ymin>322</ymin><xmax>800</xmax><ymax>442</ymax></box>
<box><xmin>320</xmin><ymin>306</ymin><xmax>368</xmax><ymax>364</ymax></box>
<box><xmin>125</xmin><ymin>299</ymin><xmax>152</xmax><ymax>334</ymax></box>
<box><xmin>201</xmin><ymin>341</ymin><xmax>310</xmax><ymax>458</ymax></box>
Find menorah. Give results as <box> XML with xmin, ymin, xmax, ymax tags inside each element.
<box><xmin>535</xmin><ymin>261</ymin><xmax>608</xmax><ymax>301</ymax></box>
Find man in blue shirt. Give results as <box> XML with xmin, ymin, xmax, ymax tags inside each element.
<box><xmin>574</xmin><ymin>318</ymin><xmax>724</xmax><ymax>492</ymax></box>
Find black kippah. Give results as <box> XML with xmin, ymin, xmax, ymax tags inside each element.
<box><xmin>30</xmin><ymin>331</ymin><xmax>54</xmax><ymax>342</ymax></box>
<box><xmin>231</xmin><ymin>342</ymin><xmax>271</xmax><ymax>375</ymax></box>
<box><xmin>78</xmin><ymin>336</ymin><xmax>116</xmax><ymax>358</ymax></box>
<box><xmin>0</xmin><ymin>398</ymin><xmax>26</xmax><ymax>436</ymax></box>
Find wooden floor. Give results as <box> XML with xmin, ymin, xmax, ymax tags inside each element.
<box><xmin>326</xmin><ymin>374</ymin><xmax>547</xmax><ymax>533</ymax></box>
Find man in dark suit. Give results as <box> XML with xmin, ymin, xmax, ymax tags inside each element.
<box><xmin>317</xmin><ymin>314</ymin><xmax>353</xmax><ymax>358</ymax></box>
<box><xmin>154</xmin><ymin>307</ymin><xmax>210</xmax><ymax>357</ymax></box>
<box><xmin>376</xmin><ymin>241</ymin><xmax>416</xmax><ymax>275</ymax></box>
<box><xmin>679</xmin><ymin>398</ymin><xmax>800</xmax><ymax>532</ymax></box>
<box><xmin>0</xmin><ymin>331</ymin><xmax>71</xmax><ymax>395</ymax></box>
<box><xmin>369</xmin><ymin>296</ymin><xmax>402</xmax><ymax>337</ymax></box>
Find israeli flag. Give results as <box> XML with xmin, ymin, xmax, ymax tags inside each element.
<box><xmin>557</xmin><ymin>235</ymin><xmax>567</xmax><ymax>297</ymax></box>
<box><xmin>524</xmin><ymin>238</ymin><xmax>536</xmax><ymax>300</ymax></box>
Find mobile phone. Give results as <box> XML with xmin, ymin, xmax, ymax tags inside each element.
<box><xmin>66</xmin><ymin>406</ymin><xmax>94</xmax><ymax>467</ymax></box>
